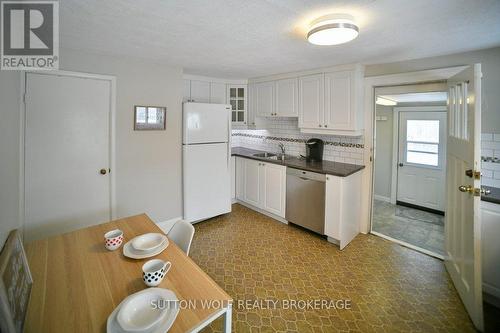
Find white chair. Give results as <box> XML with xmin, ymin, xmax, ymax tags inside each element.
<box><xmin>167</xmin><ymin>220</ymin><xmax>195</xmax><ymax>255</ymax></box>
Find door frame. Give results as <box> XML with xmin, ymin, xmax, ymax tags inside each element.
<box><xmin>19</xmin><ymin>70</ymin><xmax>117</xmax><ymax>239</ymax></box>
<box><xmin>391</xmin><ymin>106</ymin><xmax>447</xmax><ymax>205</ymax></box>
<box><xmin>360</xmin><ymin>66</ymin><xmax>468</xmax><ymax>235</ymax></box>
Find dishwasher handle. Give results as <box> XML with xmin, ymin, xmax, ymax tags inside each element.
<box><xmin>287</xmin><ymin>167</ymin><xmax>326</xmax><ymax>182</ymax></box>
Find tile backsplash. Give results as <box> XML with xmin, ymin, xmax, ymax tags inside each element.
<box><xmin>481</xmin><ymin>133</ymin><xmax>500</xmax><ymax>188</ymax></box>
<box><xmin>231</xmin><ymin>117</ymin><xmax>365</xmax><ymax>165</ymax></box>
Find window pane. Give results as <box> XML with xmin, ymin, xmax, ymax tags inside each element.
<box><xmin>238</xmin><ymin>88</ymin><xmax>244</xmax><ymax>98</ymax></box>
<box><xmin>230</xmin><ymin>100</ymin><xmax>236</xmax><ymax>110</ymax></box>
<box><xmin>237</xmin><ymin>112</ymin><xmax>244</xmax><ymax>122</ymax></box>
<box><xmin>238</xmin><ymin>100</ymin><xmax>244</xmax><ymax>110</ymax></box>
<box><xmin>232</xmin><ymin>112</ymin><xmax>236</xmax><ymax>122</ymax></box>
<box><xmin>407</xmin><ymin>120</ymin><xmax>439</xmax><ymax>143</ymax></box>
<box><xmin>407</xmin><ymin>151</ymin><xmax>438</xmax><ymax>166</ymax></box>
<box><xmin>147</xmin><ymin>107</ymin><xmax>158</xmax><ymax>123</ymax></box>
<box><xmin>136</xmin><ymin>107</ymin><xmax>146</xmax><ymax>123</ymax></box>
<box><xmin>230</xmin><ymin>88</ymin><xmax>236</xmax><ymax>98</ymax></box>
<box><xmin>407</xmin><ymin>142</ymin><xmax>438</xmax><ymax>154</ymax></box>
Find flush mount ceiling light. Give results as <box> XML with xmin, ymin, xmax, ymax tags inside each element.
<box><xmin>307</xmin><ymin>14</ymin><xmax>359</xmax><ymax>46</ymax></box>
<box><xmin>376</xmin><ymin>97</ymin><xmax>397</xmax><ymax>106</ymax></box>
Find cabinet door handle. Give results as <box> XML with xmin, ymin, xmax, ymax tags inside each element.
<box><xmin>324</xmin><ymin>124</ymin><xmax>328</xmax><ymax>128</ymax></box>
<box><xmin>318</xmin><ymin>124</ymin><xmax>322</xmax><ymax>127</ymax></box>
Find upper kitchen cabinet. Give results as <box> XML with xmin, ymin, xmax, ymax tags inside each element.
<box><xmin>190</xmin><ymin>80</ymin><xmax>210</xmax><ymax>103</ymax></box>
<box><xmin>275</xmin><ymin>78</ymin><xmax>298</xmax><ymax>117</ymax></box>
<box><xmin>299</xmin><ymin>64</ymin><xmax>364</xmax><ymax>136</ymax></box>
<box><xmin>228</xmin><ymin>85</ymin><xmax>247</xmax><ymax>125</ymax></box>
<box><xmin>210</xmin><ymin>82</ymin><xmax>226</xmax><ymax>104</ymax></box>
<box><xmin>247</xmin><ymin>83</ymin><xmax>257</xmax><ymax>127</ymax></box>
<box><xmin>256</xmin><ymin>81</ymin><xmax>275</xmax><ymax>117</ymax></box>
<box><xmin>298</xmin><ymin>74</ymin><xmax>324</xmax><ymax>129</ymax></box>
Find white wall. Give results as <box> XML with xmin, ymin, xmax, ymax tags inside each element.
<box><xmin>0</xmin><ymin>72</ymin><xmax>21</xmax><ymax>247</ymax></box>
<box><xmin>59</xmin><ymin>49</ymin><xmax>184</xmax><ymax>224</ymax></box>
<box><xmin>0</xmin><ymin>50</ymin><xmax>183</xmax><ymax>247</ymax></box>
<box><xmin>374</xmin><ymin>105</ymin><xmax>393</xmax><ymax>199</ymax></box>
<box><xmin>366</xmin><ymin>46</ymin><xmax>500</xmax><ymax>134</ymax></box>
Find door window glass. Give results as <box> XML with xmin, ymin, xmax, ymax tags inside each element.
<box><xmin>406</xmin><ymin>120</ymin><xmax>440</xmax><ymax>166</ymax></box>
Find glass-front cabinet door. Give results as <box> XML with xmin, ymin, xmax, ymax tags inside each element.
<box><xmin>228</xmin><ymin>85</ymin><xmax>247</xmax><ymax>125</ymax></box>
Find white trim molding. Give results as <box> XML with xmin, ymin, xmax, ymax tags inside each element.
<box><xmin>360</xmin><ymin>65</ymin><xmax>468</xmax><ymax>234</ymax></box>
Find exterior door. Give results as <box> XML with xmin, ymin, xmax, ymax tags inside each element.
<box><xmin>397</xmin><ymin>111</ymin><xmax>447</xmax><ymax>211</ymax></box>
<box><xmin>25</xmin><ymin>72</ymin><xmax>112</xmax><ymax>241</ymax></box>
<box><xmin>445</xmin><ymin>64</ymin><xmax>483</xmax><ymax>331</ymax></box>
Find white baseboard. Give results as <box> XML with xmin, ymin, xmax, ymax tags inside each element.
<box><xmin>156</xmin><ymin>216</ymin><xmax>183</xmax><ymax>234</ymax></box>
<box><xmin>374</xmin><ymin>194</ymin><xmax>391</xmax><ymax>203</ymax></box>
<box><xmin>235</xmin><ymin>200</ymin><xmax>288</xmax><ymax>224</ymax></box>
<box><xmin>483</xmin><ymin>282</ymin><xmax>500</xmax><ymax>306</ymax></box>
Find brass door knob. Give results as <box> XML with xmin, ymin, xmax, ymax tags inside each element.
<box><xmin>458</xmin><ymin>185</ymin><xmax>473</xmax><ymax>193</ymax></box>
<box><xmin>100</xmin><ymin>169</ymin><xmax>107</xmax><ymax>175</ymax></box>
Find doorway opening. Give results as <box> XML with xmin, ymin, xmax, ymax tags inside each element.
<box><xmin>371</xmin><ymin>83</ymin><xmax>448</xmax><ymax>258</ymax></box>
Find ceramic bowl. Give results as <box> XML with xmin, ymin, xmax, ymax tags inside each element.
<box><xmin>131</xmin><ymin>233</ymin><xmax>165</xmax><ymax>252</ymax></box>
<box><xmin>116</xmin><ymin>288</ymin><xmax>167</xmax><ymax>332</ymax></box>
<box><xmin>104</xmin><ymin>229</ymin><xmax>123</xmax><ymax>251</ymax></box>
<box><xmin>142</xmin><ymin>259</ymin><xmax>171</xmax><ymax>287</ymax></box>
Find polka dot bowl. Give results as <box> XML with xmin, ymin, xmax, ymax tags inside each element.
<box><xmin>104</xmin><ymin>229</ymin><xmax>124</xmax><ymax>251</ymax></box>
<box><xmin>142</xmin><ymin>259</ymin><xmax>171</xmax><ymax>287</ymax></box>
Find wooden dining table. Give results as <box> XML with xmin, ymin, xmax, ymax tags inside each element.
<box><xmin>23</xmin><ymin>214</ymin><xmax>232</xmax><ymax>333</ymax></box>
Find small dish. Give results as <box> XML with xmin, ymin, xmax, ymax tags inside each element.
<box><xmin>142</xmin><ymin>259</ymin><xmax>171</xmax><ymax>287</ymax></box>
<box><xmin>122</xmin><ymin>238</ymin><xmax>169</xmax><ymax>260</ymax></box>
<box><xmin>131</xmin><ymin>233</ymin><xmax>165</xmax><ymax>252</ymax></box>
<box><xmin>117</xmin><ymin>288</ymin><xmax>166</xmax><ymax>332</ymax></box>
<box><xmin>104</xmin><ymin>229</ymin><xmax>124</xmax><ymax>251</ymax></box>
<box><xmin>108</xmin><ymin>288</ymin><xmax>179</xmax><ymax>333</ymax></box>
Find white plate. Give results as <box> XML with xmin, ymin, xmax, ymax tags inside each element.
<box><xmin>132</xmin><ymin>233</ymin><xmax>166</xmax><ymax>252</ymax></box>
<box><xmin>123</xmin><ymin>238</ymin><xmax>168</xmax><ymax>259</ymax></box>
<box><xmin>107</xmin><ymin>288</ymin><xmax>179</xmax><ymax>333</ymax></box>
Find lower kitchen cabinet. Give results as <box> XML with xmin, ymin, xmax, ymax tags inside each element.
<box><xmin>230</xmin><ymin>156</ymin><xmax>236</xmax><ymax>201</ymax></box>
<box><xmin>324</xmin><ymin>172</ymin><xmax>362</xmax><ymax>250</ymax></box>
<box><xmin>482</xmin><ymin>201</ymin><xmax>500</xmax><ymax>303</ymax></box>
<box><xmin>235</xmin><ymin>157</ymin><xmax>286</xmax><ymax>218</ymax></box>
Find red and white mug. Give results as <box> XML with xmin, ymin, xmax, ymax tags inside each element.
<box><xmin>104</xmin><ymin>229</ymin><xmax>124</xmax><ymax>251</ymax></box>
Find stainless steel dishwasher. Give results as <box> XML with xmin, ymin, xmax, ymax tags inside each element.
<box><xmin>286</xmin><ymin>167</ymin><xmax>325</xmax><ymax>234</ymax></box>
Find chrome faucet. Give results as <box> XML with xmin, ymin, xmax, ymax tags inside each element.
<box><xmin>278</xmin><ymin>143</ymin><xmax>285</xmax><ymax>160</ymax></box>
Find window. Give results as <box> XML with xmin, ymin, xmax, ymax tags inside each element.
<box><xmin>406</xmin><ymin>120</ymin><xmax>440</xmax><ymax>166</ymax></box>
<box><xmin>134</xmin><ymin>106</ymin><xmax>166</xmax><ymax>130</ymax></box>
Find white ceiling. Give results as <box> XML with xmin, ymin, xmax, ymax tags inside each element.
<box><xmin>379</xmin><ymin>92</ymin><xmax>448</xmax><ymax>103</ymax></box>
<box><xmin>60</xmin><ymin>0</ymin><xmax>500</xmax><ymax>79</ymax></box>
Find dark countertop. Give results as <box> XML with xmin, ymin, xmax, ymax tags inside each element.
<box><xmin>232</xmin><ymin>147</ymin><xmax>365</xmax><ymax>177</ymax></box>
<box><xmin>482</xmin><ymin>186</ymin><xmax>500</xmax><ymax>205</ymax></box>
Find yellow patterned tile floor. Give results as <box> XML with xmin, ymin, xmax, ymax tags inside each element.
<box><xmin>190</xmin><ymin>204</ymin><xmax>475</xmax><ymax>333</ymax></box>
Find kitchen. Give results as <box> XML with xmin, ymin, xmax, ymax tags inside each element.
<box><xmin>1</xmin><ymin>1</ymin><xmax>500</xmax><ymax>333</ymax></box>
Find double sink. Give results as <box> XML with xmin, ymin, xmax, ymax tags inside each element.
<box><xmin>252</xmin><ymin>152</ymin><xmax>292</xmax><ymax>161</ymax></box>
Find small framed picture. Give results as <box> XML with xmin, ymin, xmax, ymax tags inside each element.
<box><xmin>0</xmin><ymin>230</ymin><xmax>33</xmax><ymax>333</ymax></box>
<box><xmin>134</xmin><ymin>106</ymin><xmax>166</xmax><ymax>130</ymax></box>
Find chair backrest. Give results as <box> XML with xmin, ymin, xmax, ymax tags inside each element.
<box><xmin>167</xmin><ymin>220</ymin><xmax>195</xmax><ymax>255</ymax></box>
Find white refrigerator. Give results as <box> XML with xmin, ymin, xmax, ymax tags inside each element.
<box><xmin>183</xmin><ymin>102</ymin><xmax>232</xmax><ymax>223</ymax></box>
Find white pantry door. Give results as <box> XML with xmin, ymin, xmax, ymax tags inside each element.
<box><xmin>445</xmin><ymin>64</ymin><xmax>483</xmax><ymax>331</ymax></box>
<box><xmin>25</xmin><ymin>72</ymin><xmax>112</xmax><ymax>241</ymax></box>
<box><xmin>397</xmin><ymin>111</ymin><xmax>446</xmax><ymax>211</ymax></box>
